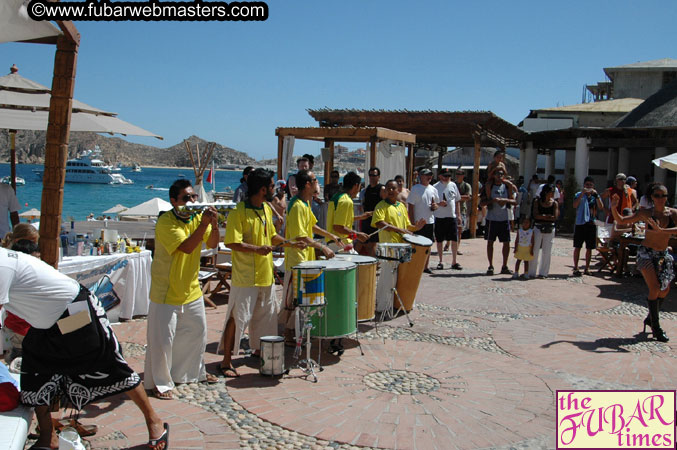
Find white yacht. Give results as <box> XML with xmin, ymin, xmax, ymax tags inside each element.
<box><xmin>131</xmin><ymin>163</ymin><xmax>142</xmax><ymax>172</ymax></box>
<box><xmin>34</xmin><ymin>146</ymin><xmax>134</xmax><ymax>184</ymax></box>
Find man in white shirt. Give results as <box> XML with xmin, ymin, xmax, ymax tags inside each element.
<box><xmin>0</xmin><ymin>184</ymin><xmax>20</xmax><ymax>238</ymax></box>
<box><xmin>407</xmin><ymin>168</ymin><xmax>439</xmax><ymax>274</ymax></box>
<box><xmin>433</xmin><ymin>169</ymin><xmax>462</xmax><ymax>270</ymax></box>
<box><xmin>0</xmin><ymin>248</ymin><xmax>167</xmax><ymax>450</ymax></box>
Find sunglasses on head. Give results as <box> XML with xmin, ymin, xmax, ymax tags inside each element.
<box><xmin>182</xmin><ymin>194</ymin><xmax>199</xmax><ymax>202</ymax></box>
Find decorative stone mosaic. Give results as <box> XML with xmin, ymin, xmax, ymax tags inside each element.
<box><xmin>363</xmin><ymin>369</ymin><xmax>440</xmax><ymax>395</ymax></box>
<box><xmin>119</xmin><ymin>342</ymin><xmax>146</xmax><ymax>358</ymax></box>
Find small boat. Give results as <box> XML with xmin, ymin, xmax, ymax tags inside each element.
<box><xmin>1</xmin><ymin>176</ymin><xmax>25</xmax><ymax>186</ymax></box>
<box><xmin>132</xmin><ymin>163</ymin><xmax>142</xmax><ymax>172</ymax></box>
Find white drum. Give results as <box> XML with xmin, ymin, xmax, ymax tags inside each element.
<box><xmin>375</xmin><ymin>243</ymin><xmax>412</xmax><ymax>263</ymax></box>
<box><xmin>402</xmin><ymin>233</ymin><xmax>433</xmax><ymax>247</ymax></box>
<box><xmin>376</xmin><ymin>259</ymin><xmax>399</xmax><ymax>313</ymax></box>
<box><xmin>260</xmin><ymin>336</ymin><xmax>285</xmax><ymax>376</ymax></box>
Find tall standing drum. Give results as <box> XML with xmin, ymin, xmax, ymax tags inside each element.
<box><xmin>395</xmin><ymin>234</ymin><xmax>433</xmax><ymax>312</ymax></box>
<box><xmin>294</xmin><ymin>260</ymin><xmax>357</xmax><ymax>338</ymax></box>
<box><xmin>259</xmin><ymin>336</ymin><xmax>285</xmax><ymax>376</ymax></box>
<box><xmin>335</xmin><ymin>254</ymin><xmax>378</xmax><ymax>321</ymax></box>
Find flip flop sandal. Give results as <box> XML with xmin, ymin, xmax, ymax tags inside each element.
<box><xmin>204</xmin><ymin>373</ymin><xmax>220</xmax><ymax>384</ymax></box>
<box><xmin>153</xmin><ymin>389</ymin><xmax>173</xmax><ymax>400</ymax></box>
<box><xmin>218</xmin><ymin>365</ymin><xmax>240</xmax><ymax>378</ymax></box>
<box><xmin>148</xmin><ymin>423</ymin><xmax>169</xmax><ymax>450</ymax></box>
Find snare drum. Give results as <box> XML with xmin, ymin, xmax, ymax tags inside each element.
<box><xmin>395</xmin><ymin>234</ymin><xmax>433</xmax><ymax>312</ymax></box>
<box><xmin>259</xmin><ymin>336</ymin><xmax>285</xmax><ymax>376</ymax></box>
<box><xmin>335</xmin><ymin>254</ymin><xmax>377</xmax><ymax>322</ymax></box>
<box><xmin>295</xmin><ymin>260</ymin><xmax>357</xmax><ymax>338</ymax></box>
<box><xmin>375</xmin><ymin>243</ymin><xmax>412</xmax><ymax>263</ymax></box>
<box><xmin>294</xmin><ymin>263</ymin><xmax>326</xmax><ymax>306</ymax></box>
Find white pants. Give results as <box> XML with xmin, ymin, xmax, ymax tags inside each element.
<box><xmin>144</xmin><ymin>298</ymin><xmax>208</xmax><ymax>393</ymax></box>
<box><xmin>529</xmin><ymin>228</ymin><xmax>555</xmax><ymax>277</ymax></box>
<box><xmin>218</xmin><ymin>285</ymin><xmax>277</xmax><ymax>355</ymax></box>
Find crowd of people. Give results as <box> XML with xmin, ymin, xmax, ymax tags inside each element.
<box><xmin>1</xmin><ymin>151</ymin><xmax>676</xmax><ymax>449</ymax></box>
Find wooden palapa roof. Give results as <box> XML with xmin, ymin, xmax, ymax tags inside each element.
<box><xmin>307</xmin><ymin>108</ymin><xmax>526</xmax><ymax>147</ymax></box>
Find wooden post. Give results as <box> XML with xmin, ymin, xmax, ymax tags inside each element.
<box><xmin>323</xmin><ymin>139</ymin><xmax>334</xmax><ymax>190</ymax></box>
<box><xmin>10</xmin><ymin>130</ymin><xmax>16</xmax><ymax>193</ymax></box>
<box><xmin>40</xmin><ymin>34</ymin><xmax>79</xmax><ymax>267</ymax></box>
<box><xmin>407</xmin><ymin>143</ymin><xmax>414</xmax><ymax>189</ymax></box>
<box><xmin>469</xmin><ymin>132</ymin><xmax>482</xmax><ymax>238</ymax></box>
<box><xmin>276</xmin><ymin>135</ymin><xmax>284</xmax><ymax>180</ymax></box>
<box><xmin>369</xmin><ymin>137</ymin><xmax>377</xmax><ymax>171</ymax></box>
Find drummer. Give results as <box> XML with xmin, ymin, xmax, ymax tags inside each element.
<box><xmin>219</xmin><ymin>169</ymin><xmax>306</xmax><ymax>377</ymax></box>
<box><xmin>281</xmin><ymin>169</ymin><xmax>343</xmax><ymax>345</ymax></box>
<box><xmin>372</xmin><ymin>180</ymin><xmax>426</xmax><ymax>243</ymax></box>
<box><xmin>326</xmin><ymin>171</ymin><xmax>371</xmax><ymax>253</ymax></box>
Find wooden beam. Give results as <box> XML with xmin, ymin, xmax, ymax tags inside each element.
<box><xmin>324</xmin><ymin>139</ymin><xmax>334</xmax><ymax>191</ymax></box>
<box><xmin>39</xmin><ymin>35</ymin><xmax>78</xmax><ymax>267</ymax></box>
<box><xmin>469</xmin><ymin>132</ymin><xmax>482</xmax><ymax>239</ymax></box>
<box><xmin>275</xmin><ymin>126</ymin><xmax>415</xmax><ymax>144</ymax></box>
<box><xmin>369</xmin><ymin>137</ymin><xmax>377</xmax><ymax>172</ymax></box>
<box><xmin>406</xmin><ymin>143</ymin><xmax>414</xmax><ymax>189</ymax></box>
<box><xmin>277</xmin><ymin>135</ymin><xmax>284</xmax><ymax>180</ymax></box>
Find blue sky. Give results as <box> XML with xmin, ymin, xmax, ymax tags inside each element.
<box><xmin>2</xmin><ymin>0</ymin><xmax>676</xmax><ymax>159</ymax></box>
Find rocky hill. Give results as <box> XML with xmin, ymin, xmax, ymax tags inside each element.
<box><xmin>0</xmin><ymin>130</ymin><xmax>256</xmax><ymax>167</ymax></box>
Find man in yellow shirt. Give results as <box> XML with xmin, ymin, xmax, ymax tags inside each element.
<box><xmin>145</xmin><ymin>179</ymin><xmax>220</xmax><ymax>399</ymax></box>
<box><xmin>281</xmin><ymin>169</ymin><xmax>341</xmax><ymax>344</ymax></box>
<box><xmin>219</xmin><ymin>169</ymin><xmax>305</xmax><ymax>376</ymax></box>
<box><xmin>372</xmin><ymin>179</ymin><xmax>426</xmax><ymax>243</ymax></box>
<box><xmin>326</xmin><ymin>171</ymin><xmax>370</xmax><ymax>252</ymax></box>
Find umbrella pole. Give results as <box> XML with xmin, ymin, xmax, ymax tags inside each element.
<box><xmin>40</xmin><ymin>34</ymin><xmax>79</xmax><ymax>268</ymax></box>
<box><xmin>10</xmin><ymin>130</ymin><xmax>16</xmax><ymax>193</ymax></box>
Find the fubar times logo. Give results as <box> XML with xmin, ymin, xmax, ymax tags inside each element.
<box><xmin>556</xmin><ymin>390</ymin><xmax>675</xmax><ymax>449</ymax></box>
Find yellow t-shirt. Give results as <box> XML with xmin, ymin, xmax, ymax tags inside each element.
<box><xmin>225</xmin><ymin>201</ymin><xmax>276</xmax><ymax>287</ymax></box>
<box><xmin>371</xmin><ymin>199</ymin><xmax>411</xmax><ymax>243</ymax></box>
<box><xmin>326</xmin><ymin>192</ymin><xmax>354</xmax><ymax>245</ymax></box>
<box><xmin>285</xmin><ymin>196</ymin><xmax>316</xmax><ymax>270</ymax></box>
<box><xmin>150</xmin><ymin>210</ymin><xmax>213</xmax><ymax>305</ymax></box>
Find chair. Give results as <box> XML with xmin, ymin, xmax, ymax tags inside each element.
<box><xmin>595</xmin><ymin>220</ymin><xmax>618</xmax><ymax>273</ymax></box>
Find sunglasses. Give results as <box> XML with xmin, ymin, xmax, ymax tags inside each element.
<box><xmin>652</xmin><ymin>194</ymin><xmax>669</xmax><ymax>199</ymax></box>
<box><xmin>369</xmin><ymin>173</ymin><xmax>379</xmax><ymax>177</ymax></box>
<box><xmin>182</xmin><ymin>194</ymin><xmax>199</xmax><ymax>202</ymax></box>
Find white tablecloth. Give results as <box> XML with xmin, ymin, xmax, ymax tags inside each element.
<box><xmin>58</xmin><ymin>250</ymin><xmax>152</xmax><ymax>320</ymax></box>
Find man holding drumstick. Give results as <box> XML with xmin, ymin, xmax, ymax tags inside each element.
<box><xmin>326</xmin><ymin>171</ymin><xmax>371</xmax><ymax>253</ymax></box>
<box><xmin>281</xmin><ymin>169</ymin><xmax>342</xmax><ymax>345</ymax></box>
<box><xmin>372</xmin><ymin>180</ymin><xmax>426</xmax><ymax>243</ymax></box>
<box><xmin>219</xmin><ymin>168</ymin><xmax>306</xmax><ymax>376</ymax></box>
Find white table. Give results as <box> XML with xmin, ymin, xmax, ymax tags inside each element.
<box><xmin>58</xmin><ymin>250</ymin><xmax>152</xmax><ymax>320</ymax></box>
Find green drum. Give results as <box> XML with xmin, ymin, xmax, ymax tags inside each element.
<box><xmin>294</xmin><ymin>260</ymin><xmax>357</xmax><ymax>338</ymax></box>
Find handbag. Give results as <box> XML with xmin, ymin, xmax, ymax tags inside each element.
<box><xmin>536</xmin><ymin>223</ymin><xmax>554</xmax><ymax>234</ymax></box>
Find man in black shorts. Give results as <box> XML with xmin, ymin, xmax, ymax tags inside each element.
<box><xmin>358</xmin><ymin>167</ymin><xmax>383</xmax><ymax>256</ymax></box>
<box><xmin>572</xmin><ymin>176</ymin><xmax>604</xmax><ymax>275</ymax></box>
<box><xmin>481</xmin><ymin>169</ymin><xmax>516</xmax><ymax>275</ymax></box>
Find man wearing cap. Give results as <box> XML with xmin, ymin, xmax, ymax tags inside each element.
<box><xmin>270</xmin><ymin>179</ymin><xmax>287</xmax><ymax>232</ymax></box>
<box><xmin>433</xmin><ymin>170</ymin><xmax>462</xmax><ymax>270</ymax></box>
<box><xmin>407</xmin><ymin>168</ymin><xmax>439</xmax><ymax>274</ymax></box>
<box><xmin>233</xmin><ymin>166</ymin><xmax>254</xmax><ymax>203</ymax></box>
<box><xmin>602</xmin><ymin>173</ymin><xmax>637</xmax><ymax>223</ymax></box>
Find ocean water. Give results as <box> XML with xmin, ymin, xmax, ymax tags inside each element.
<box><xmin>2</xmin><ymin>163</ymin><xmax>325</xmax><ymax>221</ymax></box>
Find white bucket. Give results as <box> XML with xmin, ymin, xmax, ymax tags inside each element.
<box><xmin>259</xmin><ymin>336</ymin><xmax>285</xmax><ymax>376</ymax></box>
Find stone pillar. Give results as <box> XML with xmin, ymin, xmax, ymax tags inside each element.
<box><xmin>523</xmin><ymin>141</ymin><xmax>537</xmax><ymax>182</ymax></box>
<box><xmin>545</xmin><ymin>150</ymin><xmax>555</xmax><ymax>178</ymax></box>
<box><xmin>574</xmin><ymin>137</ymin><xmax>589</xmax><ymax>187</ymax></box>
<box><xmin>618</xmin><ymin>147</ymin><xmax>630</xmax><ymax>176</ymax></box>
<box><xmin>654</xmin><ymin>146</ymin><xmax>668</xmax><ymax>184</ymax></box>
<box><xmin>519</xmin><ymin>148</ymin><xmax>525</xmax><ymax>177</ymax></box>
<box><xmin>606</xmin><ymin>148</ymin><xmax>618</xmax><ymax>186</ymax></box>
<box><xmin>565</xmin><ymin>149</ymin><xmax>575</xmax><ymax>180</ymax></box>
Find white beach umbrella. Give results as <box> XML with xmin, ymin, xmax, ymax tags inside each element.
<box><xmin>102</xmin><ymin>204</ymin><xmax>128</xmax><ymax>215</ymax></box>
<box><xmin>652</xmin><ymin>152</ymin><xmax>677</xmax><ymax>173</ymax></box>
<box><xmin>118</xmin><ymin>198</ymin><xmax>172</xmax><ymax>218</ymax></box>
<box><xmin>19</xmin><ymin>207</ymin><xmax>41</xmax><ymax>219</ymax></box>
